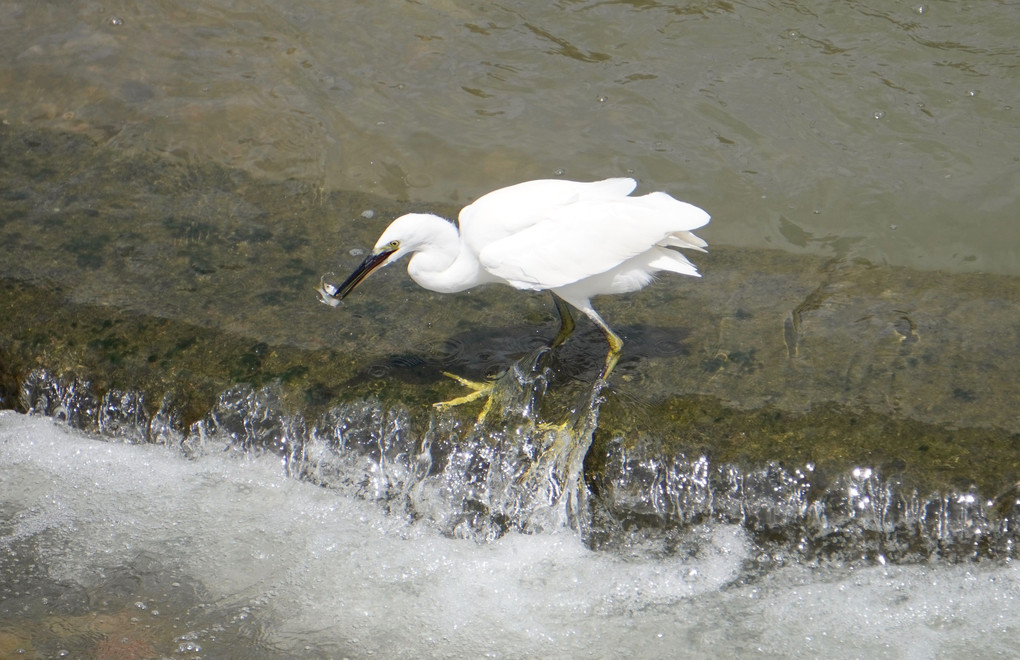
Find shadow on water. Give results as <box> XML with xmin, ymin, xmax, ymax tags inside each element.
<box><xmin>348</xmin><ymin>321</ymin><xmax>691</xmax><ymax>387</ymax></box>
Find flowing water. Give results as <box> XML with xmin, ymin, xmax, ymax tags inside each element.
<box><xmin>2</xmin><ymin>0</ymin><xmax>1020</xmax><ymax>657</ymax></box>
<box><xmin>3</xmin><ymin>405</ymin><xmax>1019</xmax><ymax>659</ymax></box>
<box><xmin>2</xmin><ymin>0</ymin><xmax>1018</xmax><ymax>273</ymax></box>
<box><xmin>3</xmin><ymin>369</ymin><xmax>1018</xmax><ymax>657</ymax></box>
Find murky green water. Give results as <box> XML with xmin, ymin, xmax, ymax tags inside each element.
<box><xmin>2</xmin><ymin>0</ymin><xmax>1018</xmax><ymax>273</ymax></box>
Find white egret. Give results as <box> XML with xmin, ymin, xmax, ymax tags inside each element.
<box><xmin>320</xmin><ymin>177</ymin><xmax>709</xmax><ymax>395</ymax></box>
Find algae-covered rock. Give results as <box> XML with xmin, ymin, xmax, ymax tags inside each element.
<box><xmin>1</xmin><ymin>120</ymin><xmax>1018</xmax><ymax>511</ymax></box>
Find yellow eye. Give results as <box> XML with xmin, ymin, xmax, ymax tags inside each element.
<box><xmin>388</xmin><ymin>240</ymin><xmax>399</xmax><ymax>248</ymax></box>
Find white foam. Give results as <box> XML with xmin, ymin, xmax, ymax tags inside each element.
<box><xmin>2</xmin><ymin>410</ymin><xmax>1017</xmax><ymax>657</ymax></box>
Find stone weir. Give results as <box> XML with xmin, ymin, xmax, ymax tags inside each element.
<box><xmin>1</xmin><ymin>123</ymin><xmax>1017</xmax><ymax>564</ymax></box>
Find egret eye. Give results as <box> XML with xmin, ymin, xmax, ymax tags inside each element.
<box><xmin>388</xmin><ymin>240</ymin><xmax>399</xmax><ymax>249</ymax></box>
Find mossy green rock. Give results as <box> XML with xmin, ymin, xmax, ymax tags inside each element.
<box><xmin>1</xmin><ymin>122</ymin><xmax>1018</xmax><ymax>499</ymax></box>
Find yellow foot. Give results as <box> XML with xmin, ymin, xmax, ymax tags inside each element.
<box><xmin>432</xmin><ymin>371</ymin><xmax>497</xmax><ymax>423</ymax></box>
<box><xmin>536</xmin><ymin>419</ymin><xmax>572</xmax><ymax>435</ymax></box>
<box><xmin>514</xmin><ymin>419</ymin><xmax>584</xmax><ymax>486</ymax></box>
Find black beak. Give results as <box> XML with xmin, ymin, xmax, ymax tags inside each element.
<box><xmin>334</xmin><ymin>248</ymin><xmax>396</xmax><ymax>299</ymax></box>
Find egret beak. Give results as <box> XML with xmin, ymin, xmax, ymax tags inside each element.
<box><xmin>334</xmin><ymin>247</ymin><xmax>397</xmax><ymax>299</ymax></box>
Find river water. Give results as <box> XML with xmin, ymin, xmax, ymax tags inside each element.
<box><xmin>2</xmin><ymin>1</ymin><xmax>1020</xmax><ymax>657</ymax></box>
<box><xmin>2</xmin><ymin>0</ymin><xmax>1018</xmax><ymax>274</ymax></box>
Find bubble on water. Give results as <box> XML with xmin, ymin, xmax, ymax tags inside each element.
<box><xmin>367</xmin><ymin>364</ymin><xmax>390</xmax><ymax>378</ymax></box>
<box><xmin>110</xmin><ymin>16</ymin><xmax>123</xmax><ymax>26</ymax></box>
<box><xmin>553</xmin><ymin>168</ymin><xmax>566</xmax><ymax>176</ymax></box>
<box><xmin>596</xmin><ymin>95</ymin><xmax>607</xmax><ymax>103</ymax></box>
<box><xmin>873</xmin><ymin>111</ymin><xmax>885</xmax><ymax>120</ymax></box>
<box><xmin>360</xmin><ymin>209</ymin><xmax>375</xmax><ymax>219</ymax></box>
<box><xmin>349</xmin><ymin>248</ymin><xmax>365</xmax><ymax>257</ymax></box>
<box><xmin>914</xmin><ymin>5</ymin><xmax>927</xmax><ymax>14</ymax></box>
<box><xmin>966</xmin><ymin>89</ymin><xmax>979</xmax><ymax>97</ymax></box>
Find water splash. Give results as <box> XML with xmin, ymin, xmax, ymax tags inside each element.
<box><xmin>595</xmin><ymin>439</ymin><xmax>1018</xmax><ymax>563</ymax></box>
<box><xmin>15</xmin><ymin>367</ymin><xmax>1020</xmax><ymax>561</ymax></box>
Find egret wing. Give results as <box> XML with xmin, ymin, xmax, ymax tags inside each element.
<box><xmin>479</xmin><ymin>194</ymin><xmax>710</xmax><ymax>290</ymax></box>
<box><xmin>459</xmin><ymin>178</ymin><xmax>637</xmax><ymax>254</ymax></box>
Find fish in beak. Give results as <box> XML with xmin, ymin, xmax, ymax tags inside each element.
<box><xmin>318</xmin><ymin>246</ymin><xmax>397</xmax><ymax>306</ymax></box>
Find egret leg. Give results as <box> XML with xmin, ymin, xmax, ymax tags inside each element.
<box><xmin>550</xmin><ymin>294</ymin><xmax>576</xmax><ymax>348</ymax></box>
<box><xmin>580</xmin><ymin>307</ymin><xmax>624</xmax><ymax>380</ymax></box>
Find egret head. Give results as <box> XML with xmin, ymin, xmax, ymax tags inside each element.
<box><xmin>333</xmin><ymin>213</ymin><xmax>438</xmax><ymax>299</ymax></box>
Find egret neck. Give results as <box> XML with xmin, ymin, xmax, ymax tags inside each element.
<box><xmin>401</xmin><ymin>213</ymin><xmax>499</xmax><ymax>294</ymax></box>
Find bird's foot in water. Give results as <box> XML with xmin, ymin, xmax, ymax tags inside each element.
<box><xmin>432</xmin><ymin>372</ymin><xmax>497</xmax><ymax>423</ymax></box>
<box><xmin>513</xmin><ymin>381</ymin><xmax>607</xmax><ymax>486</ymax></box>
<box><xmin>432</xmin><ymin>348</ymin><xmax>550</xmax><ymax>424</ymax></box>
<box><xmin>513</xmin><ymin>419</ymin><xmax>588</xmax><ymax>489</ymax></box>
